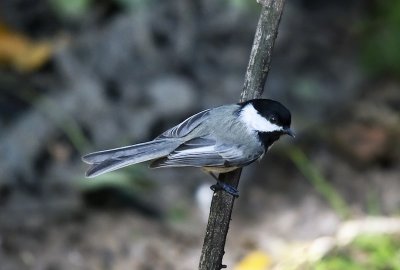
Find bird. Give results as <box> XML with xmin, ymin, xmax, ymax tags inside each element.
<box><xmin>82</xmin><ymin>99</ymin><xmax>294</xmax><ymax>197</ymax></box>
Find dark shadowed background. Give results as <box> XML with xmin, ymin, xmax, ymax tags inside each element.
<box><xmin>1</xmin><ymin>0</ymin><xmax>400</xmax><ymax>269</ymax></box>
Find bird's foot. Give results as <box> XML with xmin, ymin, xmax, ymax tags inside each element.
<box><xmin>210</xmin><ymin>181</ymin><xmax>239</xmax><ymax>198</ymax></box>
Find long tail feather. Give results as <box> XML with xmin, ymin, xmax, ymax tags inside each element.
<box><xmin>82</xmin><ymin>139</ymin><xmax>179</xmax><ymax>177</ymax></box>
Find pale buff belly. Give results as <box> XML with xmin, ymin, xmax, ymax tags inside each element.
<box><xmin>202</xmin><ymin>166</ymin><xmax>239</xmax><ymax>174</ymax></box>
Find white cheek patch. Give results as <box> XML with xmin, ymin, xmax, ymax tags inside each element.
<box><xmin>240</xmin><ymin>104</ymin><xmax>283</xmax><ymax>133</ymax></box>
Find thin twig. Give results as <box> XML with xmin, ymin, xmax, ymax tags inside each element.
<box><xmin>198</xmin><ymin>1</ymin><xmax>286</xmax><ymax>269</ymax></box>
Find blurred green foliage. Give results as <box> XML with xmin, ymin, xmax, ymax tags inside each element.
<box><xmin>227</xmin><ymin>0</ymin><xmax>259</xmax><ymax>11</ymax></box>
<box><xmin>287</xmin><ymin>147</ymin><xmax>350</xmax><ymax>219</ymax></box>
<box><xmin>49</xmin><ymin>0</ymin><xmax>153</xmax><ymax>19</ymax></box>
<box><xmin>49</xmin><ymin>0</ymin><xmax>92</xmax><ymax>19</ymax></box>
<box><xmin>115</xmin><ymin>0</ymin><xmax>152</xmax><ymax>10</ymax></box>
<box><xmin>11</xmin><ymin>88</ymin><xmax>90</xmax><ymax>154</ymax></box>
<box><xmin>360</xmin><ymin>0</ymin><xmax>400</xmax><ymax>76</ymax></box>
<box><xmin>167</xmin><ymin>204</ymin><xmax>189</xmax><ymax>223</ymax></box>
<box><xmin>78</xmin><ymin>166</ymin><xmax>154</xmax><ymax>194</ymax></box>
<box><xmin>313</xmin><ymin>234</ymin><xmax>400</xmax><ymax>270</ymax></box>
<box><xmin>35</xmin><ymin>97</ymin><xmax>90</xmax><ymax>154</ymax></box>
<box><xmin>366</xmin><ymin>190</ymin><xmax>381</xmax><ymax>216</ymax></box>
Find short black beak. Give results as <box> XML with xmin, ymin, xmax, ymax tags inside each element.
<box><xmin>284</xmin><ymin>128</ymin><xmax>295</xmax><ymax>138</ymax></box>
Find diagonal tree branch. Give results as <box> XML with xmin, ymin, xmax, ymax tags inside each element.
<box><xmin>198</xmin><ymin>1</ymin><xmax>286</xmax><ymax>269</ymax></box>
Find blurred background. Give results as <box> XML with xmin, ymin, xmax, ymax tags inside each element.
<box><xmin>1</xmin><ymin>0</ymin><xmax>400</xmax><ymax>269</ymax></box>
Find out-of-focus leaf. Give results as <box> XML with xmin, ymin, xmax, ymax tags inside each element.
<box><xmin>314</xmin><ymin>233</ymin><xmax>400</xmax><ymax>270</ymax></box>
<box><xmin>229</xmin><ymin>0</ymin><xmax>259</xmax><ymax>11</ymax></box>
<box><xmin>287</xmin><ymin>146</ymin><xmax>350</xmax><ymax>219</ymax></box>
<box><xmin>115</xmin><ymin>0</ymin><xmax>151</xmax><ymax>10</ymax></box>
<box><xmin>78</xmin><ymin>166</ymin><xmax>154</xmax><ymax>193</ymax></box>
<box><xmin>0</xmin><ymin>23</ymin><xmax>53</xmax><ymax>72</ymax></box>
<box><xmin>49</xmin><ymin>0</ymin><xmax>91</xmax><ymax>19</ymax></box>
<box><xmin>234</xmin><ymin>251</ymin><xmax>271</xmax><ymax>270</ymax></box>
<box><xmin>167</xmin><ymin>205</ymin><xmax>188</xmax><ymax>223</ymax></box>
<box><xmin>360</xmin><ymin>0</ymin><xmax>400</xmax><ymax>75</ymax></box>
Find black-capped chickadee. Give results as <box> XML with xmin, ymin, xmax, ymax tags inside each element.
<box><xmin>82</xmin><ymin>99</ymin><xmax>294</xmax><ymax>196</ymax></box>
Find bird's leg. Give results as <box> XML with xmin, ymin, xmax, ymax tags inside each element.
<box><xmin>210</xmin><ymin>181</ymin><xmax>239</xmax><ymax>198</ymax></box>
<box><xmin>207</xmin><ymin>172</ymin><xmax>239</xmax><ymax>198</ymax></box>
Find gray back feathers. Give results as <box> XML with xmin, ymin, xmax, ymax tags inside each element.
<box><xmin>83</xmin><ymin>103</ymin><xmax>265</xmax><ymax>177</ymax></box>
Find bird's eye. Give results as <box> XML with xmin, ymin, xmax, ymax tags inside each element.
<box><xmin>270</xmin><ymin>116</ymin><xmax>277</xmax><ymax>123</ymax></box>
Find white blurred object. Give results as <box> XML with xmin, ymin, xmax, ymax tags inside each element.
<box><xmin>307</xmin><ymin>237</ymin><xmax>336</xmax><ymax>262</ymax></box>
<box><xmin>337</xmin><ymin>216</ymin><xmax>400</xmax><ymax>246</ymax></box>
<box><xmin>195</xmin><ymin>183</ymin><xmax>213</xmax><ymax>222</ymax></box>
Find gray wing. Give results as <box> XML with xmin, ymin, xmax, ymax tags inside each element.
<box><xmin>155</xmin><ymin>108</ymin><xmax>211</xmax><ymax>139</ymax></box>
<box><xmin>150</xmin><ymin>137</ymin><xmax>260</xmax><ymax>168</ymax></box>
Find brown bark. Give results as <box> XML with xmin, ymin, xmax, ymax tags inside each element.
<box><xmin>198</xmin><ymin>1</ymin><xmax>286</xmax><ymax>269</ymax></box>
